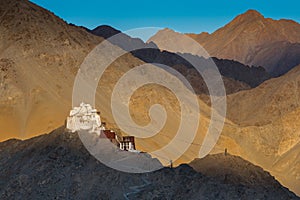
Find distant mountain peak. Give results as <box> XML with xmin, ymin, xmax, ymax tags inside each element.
<box><xmin>233</xmin><ymin>9</ymin><xmax>264</xmax><ymax>23</ymax></box>
<box><xmin>158</xmin><ymin>28</ymin><xmax>178</xmax><ymax>34</ymax></box>
<box><xmin>90</xmin><ymin>25</ymin><xmax>121</xmax><ymax>39</ymax></box>
<box><xmin>240</xmin><ymin>9</ymin><xmax>264</xmax><ymax>19</ymax></box>
<box><xmin>243</xmin><ymin>9</ymin><xmax>264</xmax><ymax>17</ymax></box>
<box><xmin>92</xmin><ymin>25</ymin><xmax>120</xmax><ymax>32</ymax></box>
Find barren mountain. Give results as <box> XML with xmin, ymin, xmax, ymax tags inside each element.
<box><xmin>90</xmin><ymin>25</ymin><xmax>270</xmax><ymax>91</ymax></box>
<box><xmin>0</xmin><ymin>0</ymin><xmax>255</xmax><ymax>141</ymax></box>
<box><xmin>1</xmin><ymin>0</ymin><xmax>300</xmax><ymax>197</ymax></box>
<box><xmin>217</xmin><ymin>64</ymin><xmax>300</xmax><ymax>196</ymax></box>
<box><xmin>0</xmin><ymin>127</ymin><xmax>298</xmax><ymax>199</ymax></box>
<box><xmin>0</xmin><ymin>0</ymin><xmax>150</xmax><ymax>141</ymax></box>
<box><xmin>190</xmin><ymin>153</ymin><xmax>289</xmax><ymax>187</ymax></box>
<box><xmin>118</xmin><ymin>62</ymin><xmax>300</xmax><ymax>196</ymax></box>
<box><xmin>248</xmin><ymin>41</ymin><xmax>300</xmax><ymax>76</ymax></box>
<box><xmin>0</xmin><ymin>0</ymin><xmax>104</xmax><ymax>141</ymax></box>
<box><xmin>150</xmin><ymin>10</ymin><xmax>300</xmax><ymax>76</ymax></box>
<box><xmin>90</xmin><ymin>25</ymin><xmax>121</xmax><ymax>39</ymax></box>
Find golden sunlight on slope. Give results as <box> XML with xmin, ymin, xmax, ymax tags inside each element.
<box><xmin>0</xmin><ymin>0</ymin><xmax>299</xmax><ymax>196</ymax></box>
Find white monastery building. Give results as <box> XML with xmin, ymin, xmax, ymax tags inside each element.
<box><xmin>66</xmin><ymin>102</ymin><xmax>139</xmax><ymax>153</ymax></box>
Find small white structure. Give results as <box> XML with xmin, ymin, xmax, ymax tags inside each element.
<box><xmin>66</xmin><ymin>102</ymin><xmax>140</xmax><ymax>153</ymax></box>
<box><xmin>120</xmin><ymin>142</ymin><xmax>140</xmax><ymax>153</ymax></box>
<box><xmin>66</xmin><ymin>102</ymin><xmax>105</xmax><ymax>134</ymax></box>
<box><xmin>120</xmin><ymin>142</ymin><xmax>135</xmax><ymax>151</ymax></box>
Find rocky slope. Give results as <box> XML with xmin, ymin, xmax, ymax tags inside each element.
<box><xmin>89</xmin><ymin>25</ymin><xmax>270</xmax><ymax>91</ymax></box>
<box><xmin>190</xmin><ymin>153</ymin><xmax>288</xmax><ymax>187</ymax></box>
<box><xmin>0</xmin><ymin>127</ymin><xmax>298</xmax><ymax>200</ymax></box>
<box><xmin>0</xmin><ymin>0</ymin><xmax>151</xmax><ymax>141</ymax></box>
<box><xmin>214</xmin><ymin>64</ymin><xmax>300</xmax><ymax>196</ymax></box>
<box><xmin>0</xmin><ymin>0</ymin><xmax>266</xmax><ymax>141</ymax></box>
<box><xmin>245</xmin><ymin>41</ymin><xmax>300</xmax><ymax>76</ymax></box>
<box><xmin>150</xmin><ymin>10</ymin><xmax>300</xmax><ymax>76</ymax></box>
<box><xmin>226</xmin><ymin>64</ymin><xmax>300</xmax><ymax>126</ymax></box>
<box><xmin>0</xmin><ymin>0</ymin><xmax>300</xmax><ymax>197</ymax></box>
<box><xmin>0</xmin><ymin>0</ymin><xmax>102</xmax><ymax>140</ymax></box>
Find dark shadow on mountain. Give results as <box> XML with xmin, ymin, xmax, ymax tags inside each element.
<box><xmin>87</xmin><ymin>25</ymin><xmax>271</xmax><ymax>96</ymax></box>
<box><xmin>0</xmin><ymin>127</ymin><xmax>299</xmax><ymax>199</ymax></box>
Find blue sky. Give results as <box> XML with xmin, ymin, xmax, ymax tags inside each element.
<box><xmin>30</xmin><ymin>0</ymin><xmax>299</xmax><ymax>34</ymax></box>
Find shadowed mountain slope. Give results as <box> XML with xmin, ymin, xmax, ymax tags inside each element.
<box><xmin>190</xmin><ymin>154</ymin><xmax>283</xmax><ymax>187</ymax></box>
<box><xmin>0</xmin><ymin>127</ymin><xmax>298</xmax><ymax>200</ymax></box>
<box><xmin>89</xmin><ymin>25</ymin><xmax>270</xmax><ymax>92</ymax></box>
<box><xmin>0</xmin><ymin>1</ymin><xmax>300</xmax><ymax>197</ymax></box>
<box><xmin>150</xmin><ymin>10</ymin><xmax>300</xmax><ymax>76</ymax></box>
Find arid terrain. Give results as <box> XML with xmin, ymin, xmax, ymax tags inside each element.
<box><xmin>0</xmin><ymin>0</ymin><xmax>300</xmax><ymax>198</ymax></box>
<box><xmin>188</xmin><ymin>10</ymin><xmax>300</xmax><ymax>77</ymax></box>
<box><xmin>0</xmin><ymin>128</ymin><xmax>298</xmax><ymax>199</ymax></box>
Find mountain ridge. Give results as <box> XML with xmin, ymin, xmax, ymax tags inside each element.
<box><xmin>0</xmin><ymin>127</ymin><xmax>298</xmax><ymax>199</ymax></box>
<box><xmin>1</xmin><ymin>1</ymin><xmax>300</xmax><ymax>197</ymax></box>
<box><xmin>88</xmin><ymin>25</ymin><xmax>271</xmax><ymax>92</ymax></box>
<box><xmin>150</xmin><ymin>9</ymin><xmax>300</xmax><ymax>76</ymax></box>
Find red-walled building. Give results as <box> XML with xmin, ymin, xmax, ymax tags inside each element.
<box><xmin>100</xmin><ymin>129</ymin><xmax>137</xmax><ymax>152</ymax></box>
